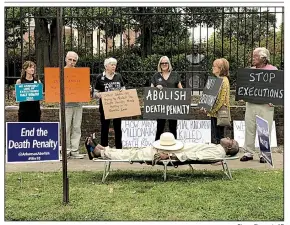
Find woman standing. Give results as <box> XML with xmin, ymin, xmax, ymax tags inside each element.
<box><xmin>16</xmin><ymin>61</ymin><xmax>41</xmax><ymax>122</ymax></box>
<box><xmin>151</xmin><ymin>56</ymin><xmax>183</xmax><ymax>140</ymax></box>
<box><xmin>206</xmin><ymin>58</ymin><xmax>230</xmax><ymax>144</ymax></box>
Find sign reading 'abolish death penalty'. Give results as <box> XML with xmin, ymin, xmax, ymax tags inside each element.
<box><xmin>143</xmin><ymin>87</ymin><xmax>191</xmax><ymax>120</ymax></box>
<box><xmin>198</xmin><ymin>76</ymin><xmax>223</xmax><ymax>111</ymax></box>
<box><xmin>235</xmin><ymin>68</ymin><xmax>284</xmax><ymax>105</ymax></box>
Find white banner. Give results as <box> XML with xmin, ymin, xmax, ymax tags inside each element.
<box><xmin>121</xmin><ymin>120</ymin><xmax>157</xmax><ymax>147</ymax></box>
<box><xmin>233</xmin><ymin>120</ymin><xmax>277</xmax><ymax>148</ymax></box>
<box><xmin>177</xmin><ymin>120</ymin><xmax>211</xmax><ymax>144</ymax></box>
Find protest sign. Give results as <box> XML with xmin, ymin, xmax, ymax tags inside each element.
<box><xmin>44</xmin><ymin>67</ymin><xmax>90</xmax><ymax>103</ymax></box>
<box><xmin>198</xmin><ymin>76</ymin><xmax>223</xmax><ymax>111</ymax></box>
<box><xmin>235</xmin><ymin>68</ymin><xmax>284</xmax><ymax>105</ymax></box>
<box><xmin>102</xmin><ymin>89</ymin><xmax>141</xmax><ymax>119</ymax></box>
<box><xmin>256</xmin><ymin>115</ymin><xmax>274</xmax><ymax>167</ymax></box>
<box><xmin>121</xmin><ymin>120</ymin><xmax>157</xmax><ymax>147</ymax></box>
<box><xmin>177</xmin><ymin>120</ymin><xmax>211</xmax><ymax>143</ymax></box>
<box><xmin>143</xmin><ymin>87</ymin><xmax>191</xmax><ymax>120</ymax></box>
<box><xmin>6</xmin><ymin>122</ymin><xmax>59</xmax><ymax>163</ymax></box>
<box><xmin>15</xmin><ymin>83</ymin><xmax>43</xmax><ymax>102</ymax></box>
<box><xmin>233</xmin><ymin>120</ymin><xmax>277</xmax><ymax>147</ymax></box>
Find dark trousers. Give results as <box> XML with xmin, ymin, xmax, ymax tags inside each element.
<box><xmin>99</xmin><ymin>107</ymin><xmax>122</xmax><ymax>149</ymax></box>
<box><xmin>211</xmin><ymin>117</ymin><xmax>225</xmax><ymax>144</ymax></box>
<box><xmin>18</xmin><ymin>111</ymin><xmax>41</xmax><ymax>122</ymax></box>
<box><xmin>155</xmin><ymin>119</ymin><xmax>177</xmax><ymax>141</ymax></box>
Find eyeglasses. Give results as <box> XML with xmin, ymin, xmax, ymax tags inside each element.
<box><xmin>160</xmin><ymin>62</ymin><xmax>169</xmax><ymax>65</ymax></box>
<box><xmin>68</xmin><ymin>58</ymin><xmax>77</xmax><ymax>62</ymax></box>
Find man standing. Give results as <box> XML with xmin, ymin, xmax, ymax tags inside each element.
<box><xmin>240</xmin><ymin>47</ymin><xmax>277</xmax><ymax>163</ymax></box>
<box><xmin>61</xmin><ymin>51</ymin><xmax>84</xmax><ymax>159</ymax></box>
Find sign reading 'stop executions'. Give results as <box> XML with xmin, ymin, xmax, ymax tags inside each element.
<box><xmin>198</xmin><ymin>76</ymin><xmax>223</xmax><ymax>111</ymax></box>
<box><xmin>235</xmin><ymin>68</ymin><xmax>284</xmax><ymax>105</ymax></box>
<box><xmin>143</xmin><ymin>87</ymin><xmax>191</xmax><ymax>120</ymax></box>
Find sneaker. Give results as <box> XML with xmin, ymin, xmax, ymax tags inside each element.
<box><xmin>259</xmin><ymin>157</ymin><xmax>267</xmax><ymax>163</ymax></box>
<box><xmin>240</xmin><ymin>155</ymin><xmax>253</xmax><ymax>162</ymax></box>
<box><xmin>70</xmin><ymin>152</ymin><xmax>84</xmax><ymax>159</ymax></box>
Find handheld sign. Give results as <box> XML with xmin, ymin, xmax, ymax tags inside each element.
<box><xmin>101</xmin><ymin>89</ymin><xmax>141</xmax><ymax>120</ymax></box>
<box><xmin>256</xmin><ymin>116</ymin><xmax>274</xmax><ymax>167</ymax></box>
<box><xmin>15</xmin><ymin>83</ymin><xmax>43</xmax><ymax>102</ymax></box>
<box><xmin>6</xmin><ymin>122</ymin><xmax>60</xmax><ymax>163</ymax></box>
<box><xmin>143</xmin><ymin>87</ymin><xmax>191</xmax><ymax>120</ymax></box>
<box><xmin>233</xmin><ymin>120</ymin><xmax>277</xmax><ymax>147</ymax></box>
<box><xmin>122</xmin><ymin>120</ymin><xmax>157</xmax><ymax>147</ymax></box>
<box><xmin>177</xmin><ymin>120</ymin><xmax>211</xmax><ymax>143</ymax></box>
<box><xmin>198</xmin><ymin>76</ymin><xmax>223</xmax><ymax>111</ymax></box>
<box><xmin>235</xmin><ymin>68</ymin><xmax>284</xmax><ymax>105</ymax></box>
<box><xmin>44</xmin><ymin>67</ymin><xmax>90</xmax><ymax>103</ymax></box>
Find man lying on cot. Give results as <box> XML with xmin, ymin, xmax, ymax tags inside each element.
<box><xmin>85</xmin><ymin>132</ymin><xmax>239</xmax><ymax>164</ymax></box>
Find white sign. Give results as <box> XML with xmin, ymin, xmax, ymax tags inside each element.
<box><xmin>177</xmin><ymin>120</ymin><xmax>211</xmax><ymax>144</ymax></box>
<box><xmin>121</xmin><ymin>120</ymin><xmax>157</xmax><ymax>147</ymax></box>
<box><xmin>233</xmin><ymin>120</ymin><xmax>277</xmax><ymax>147</ymax></box>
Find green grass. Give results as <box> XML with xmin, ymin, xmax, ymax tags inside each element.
<box><xmin>5</xmin><ymin>169</ymin><xmax>283</xmax><ymax>221</ymax></box>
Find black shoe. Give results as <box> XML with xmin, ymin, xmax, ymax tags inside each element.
<box><xmin>85</xmin><ymin>137</ymin><xmax>95</xmax><ymax>160</ymax></box>
<box><xmin>240</xmin><ymin>155</ymin><xmax>253</xmax><ymax>162</ymax></box>
<box><xmin>260</xmin><ymin>157</ymin><xmax>267</xmax><ymax>163</ymax></box>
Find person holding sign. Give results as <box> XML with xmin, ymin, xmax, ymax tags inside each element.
<box><xmin>203</xmin><ymin>58</ymin><xmax>230</xmax><ymax>144</ymax></box>
<box><xmin>94</xmin><ymin>57</ymin><xmax>126</xmax><ymax>149</ymax></box>
<box><xmin>85</xmin><ymin>132</ymin><xmax>239</xmax><ymax>163</ymax></box>
<box><xmin>240</xmin><ymin>47</ymin><xmax>277</xmax><ymax>163</ymax></box>
<box><xmin>151</xmin><ymin>56</ymin><xmax>183</xmax><ymax>141</ymax></box>
<box><xmin>61</xmin><ymin>51</ymin><xmax>84</xmax><ymax>159</ymax></box>
<box><xmin>15</xmin><ymin>61</ymin><xmax>41</xmax><ymax>122</ymax></box>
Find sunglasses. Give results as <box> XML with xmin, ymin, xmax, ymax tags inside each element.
<box><xmin>68</xmin><ymin>58</ymin><xmax>77</xmax><ymax>62</ymax></box>
<box><xmin>160</xmin><ymin>62</ymin><xmax>169</xmax><ymax>65</ymax></box>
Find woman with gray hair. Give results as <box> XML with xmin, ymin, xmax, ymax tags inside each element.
<box><xmin>151</xmin><ymin>56</ymin><xmax>183</xmax><ymax>141</ymax></box>
<box><xmin>240</xmin><ymin>47</ymin><xmax>278</xmax><ymax>163</ymax></box>
<box><xmin>94</xmin><ymin>57</ymin><xmax>125</xmax><ymax>149</ymax></box>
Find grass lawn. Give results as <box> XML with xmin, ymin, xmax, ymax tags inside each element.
<box><xmin>5</xmin><ymin>169</ymin><xmax>283</xmax><ymax>221</ymax></box>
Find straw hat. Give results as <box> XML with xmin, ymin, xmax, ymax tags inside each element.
<box><xmin>152</xmin><ymin>132</ymin><xmax>184</xmax><ymax>151</ymax></box>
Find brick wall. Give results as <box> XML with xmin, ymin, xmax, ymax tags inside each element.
<box><xmin>5</xmin><ymin>106</ymin><xmax>284</xmax><ymax>146</ymax></box>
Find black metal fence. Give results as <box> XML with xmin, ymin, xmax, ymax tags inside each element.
<box><xmin>5</xmin><ymin>7</ymin><xmax>284</xmax><ymax>97</ymax></box>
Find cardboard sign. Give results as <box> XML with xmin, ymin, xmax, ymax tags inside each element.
<box><xmin>15</xmin><ymin>83</ymin><xmax>43</xmax><ymax>102</ymax></box>
<box><xmin>122</xmin><ymin>120</ymin><xmax>157</xmax><ymax>147</ymax></box>
<box><xmin>101</xmin><ymin>89</ymin><xmax>141</xmax><ymax>119</ymax></box>
<box><xmin>143</xmin><ymin>87</ymin><xmax>191</xmax><ymax>120</ymax></box>
<box><xmin>256</xmin><ymin>116</ymin><xmax>274</xmax><ymax>167</ymax></box>
<box><xmin>6</xmin><ymin>122</ymin><xmax>60</xmax><ymax>163</ymax></box>
<box><xmin>177</xmin><ymin>120</ymin><xmax>211</xmax><ymax>143</ymax></box>
<box><xmin>44</xmin><ymin>67</ymin><xmax>90</xmax><ymax>103</ymax></box>
<box><xmin>198</xmin><ymin>76</ymin><xmax>223</xmax><ymax>111</ymax></box>
<box><xmin>233</xmin><ymin>120</ymin><xmax>277</xmax><ymax>147</ymax></box>
<box><xmin>235</xmin><ymin>68</ymin><xmax>284</xmax><ymax>105</ymax></box>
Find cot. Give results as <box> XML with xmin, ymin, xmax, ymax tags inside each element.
<box><xmin>93</xmin><ymin>156</ymin><xmax>239</xmax><ymax>183</ymax></box>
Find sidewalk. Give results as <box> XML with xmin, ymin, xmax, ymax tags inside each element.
<box><xmin>5</xmin><ymin>152</ymin><xmax>283</xmax><ymax>173</ymax></box>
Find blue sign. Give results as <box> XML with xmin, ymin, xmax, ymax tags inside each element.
<box><xmin>6</xmin><ymin>122</ymin><xmax>60</xmax><ymax>163</ymax></box>
<box><xmin>15</xmin><ymin>83</ymin><xmax>44</xmax><ymax>102</ymax></box>
<box><xmin>256</xmin><ymin>115</ymin><xmax>273</xmax><ymax>167</ymax></box>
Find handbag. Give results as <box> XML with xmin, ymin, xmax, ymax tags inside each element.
<box><xmin>217</xmin><ymin>105</ymin><xmax>231</xmax><ymax>126</ymax></box>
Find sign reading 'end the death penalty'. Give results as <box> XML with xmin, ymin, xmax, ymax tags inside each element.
<box><xmin>6</xmin><ymin>122</ymin><xmax>60</xmax><ymax>163</ymax></box>
<box><xmin>235</xmin><ymin>68</ymin><xmax>284</xmax><ymax>105</ymax></box>
<box><xmin>198</xmin><ymin>76</ymin><xmax>223</xmax><ymax>111</ymax></box>
<box><xmin>143</xmin><ymin>87</ymin><xmax>191</xmax><ymax>120</ymax></box>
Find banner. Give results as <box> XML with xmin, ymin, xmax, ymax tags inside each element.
<box><xmin>177</xmin><ymin>120</ymin><xmax>211</xmax><ymax>143</ymax></box>
<box><xmin>101</xmin><ymin>89</ymin><xmax>141</xmax><ymax>120</ymax></box>
<box><xmin>121</xmin><ymin>120</ymin><xmax>157</xmax><ymax>147</ymax></box>
<box><xmin>198</xmin><ymin>76</ymin><xmax>223</xmax><ymax>111</ymax></box>
<box><xmin>44</xmin><ymin>67</ymin><xmax>90</xmax><ymax>103</ymax></box>
<box><xmin>143</xmin><ymin>87</ymin><xmax>191</xmax><ymax>120</ymax></box>
<box><xmin>233</xmin><ymin>120</ymin><xmax>277</xmax><ymax>147</ymax></box>
<box><xmin>6</xmin><ymin>122</ymin><xmax>60</xmax><ymax>163</ymax></box>
<box><xmin>15</xmin><ymin>83</ymin><xmax>43</xmax><ymax>102</ymax></box>
<box><xmin>235</xmin><ymin>68</ymin><xmax>284</xmax><ymax>105</ymax></box>
<box><xmin>256</xmin><ymin>115</ymin><xmax>274</xmax><ymax>167</ymax></box>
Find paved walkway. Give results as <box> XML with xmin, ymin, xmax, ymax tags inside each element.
<box><xmin>5</xmin><ymin>152</ymin><xmax>283</xmax><ymax>173</ymax></box>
